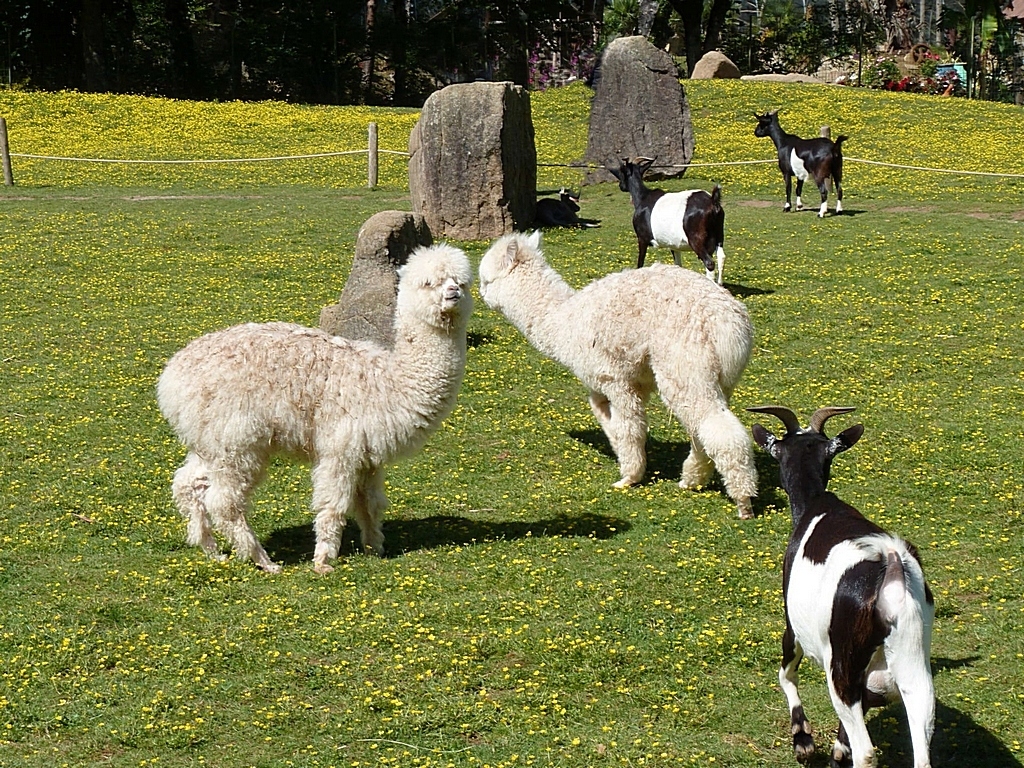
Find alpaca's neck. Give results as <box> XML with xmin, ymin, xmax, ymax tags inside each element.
<box><xmin>500</xmin><ymin>263</ymin><xmax>577</xmax><ymax>364</ymax></box>
<box><xmin>390</xmin><ymin>319</ymin><xmax>468</xmax><ymax>415</ymax></box>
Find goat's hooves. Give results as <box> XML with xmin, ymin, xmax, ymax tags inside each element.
<box><xmin>829</xmin><ymin>742</ymin><xmax>853</xmax><ymax>768</ymax></box>
<box><xmin>313</xmin><ymin>561</ymin><xmax>335</xmax><ymax>575</ymax></box>
<box><xmin>793</xmin><ymin>732</ymin><xmax>815</xmax><ymax>763</ymax></box>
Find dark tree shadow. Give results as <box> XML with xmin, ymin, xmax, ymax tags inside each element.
<box><xmin>263</xmin><ymin>511</ymin><xmax>630</xmax><ymax>565</ymax></box>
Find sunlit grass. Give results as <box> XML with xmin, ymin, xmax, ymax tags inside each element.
<box><xmin>0</xmin><ymin>83</ymin><xmax>1022</xmax><ymax>768</ymax></box>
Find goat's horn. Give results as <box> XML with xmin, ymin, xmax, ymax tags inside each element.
<box><xmin>746</xmin><ymin>405</ymin><xmax>801</xmax><ymax>435</ymax></box>
<box><xmin>809</xmin><ymin>406</ymin><xmax>857</xmax><ymax>434</ymax></box>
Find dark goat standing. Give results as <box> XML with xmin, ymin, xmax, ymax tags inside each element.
<box><xmin>748</xmin><ymin>405</ymin><xmax>935</xmax><ymax>768</ymax></box>
<box><xmin>607</xmin><ymin>157</ymin><xmax>726</xmax><ymax>284</ymax></box>
<box><xmin>754</xmin><ymin>111</ymin><xmax>847</xmax><ymax>217</ymax></box>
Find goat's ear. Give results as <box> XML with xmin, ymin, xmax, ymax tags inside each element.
<box><xmin>607</xmin><ymin>164</ymin><xmax>622</xmax><ymax>181</ymax></box>
<box><xmin>828</xmin><ymin>423</ymin><xmax>864</xmax><ymax>456</ymax></box>
<box><xmin>751</xmin><ymin>424</ymin><xmax>779</xmax><ymax>457</ymax></box>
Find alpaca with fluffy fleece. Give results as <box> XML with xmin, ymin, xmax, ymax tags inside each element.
<box><xmin>478</xmin><ymin>231</ymin><xmax>757</xmax><ymax>518</ymax></box>
<box><xmin>157</xmin><ymin>243</ymin><xmax>473</xmax><ymax>573</ymax></box>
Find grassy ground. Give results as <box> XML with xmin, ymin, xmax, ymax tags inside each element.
<box><xmin>0</xmin><ymin>83</ymin><xmax>1022</xmax><ymax>768</ymax></box>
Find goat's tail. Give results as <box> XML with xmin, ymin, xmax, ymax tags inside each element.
<box><xmin>833</xmin><ymin>135</ymin><xmax>849</xmax><ymax>153</ymax></box>
<box><xmin>878</xmin><ymin>551</ymin><xmax>907</xmax><ymax>622</ymax></box>
<box><xmin>710</xmin><ymin>184</ymin><xmax>723</xmax><ymax>210</ymax></box>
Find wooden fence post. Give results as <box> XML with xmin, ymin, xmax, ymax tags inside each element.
<box><xmin>0</xmin><ymin>117</ymin><xmax>13</xmax><ymax>186</ymax></box>
<box><xmin>820</xmin><ymin>125</ymin><xmax>831</xmax><ymax>140</ymax></box>
<box><xmin>368</xmin><ymin>122</ymin><xmax>378</xmax><ymax>189</ymax></box>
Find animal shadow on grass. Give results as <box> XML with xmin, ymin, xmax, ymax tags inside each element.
<box><xmin>467</xmin><ymin>331</ymin><xmax>494</xmax><ymax>349</ymax></box>
<box><xmin>842</xmin><ymin>688</ymin><xmax>1021</xmax><ymax>768</ymax></box>
<box><xmin>723</xmin><ymin>283</ymin><xmax>774</xmax><ymax>299</ymax></box>
<box><xmin>569</xmin><ymin>428</ymin><xmax>786</xmax><ymax>511</ymax></box>
<box><xmin>264</xmin><ymin>511</ymin><xmax>630</xmax><ymax>565</ymax></box>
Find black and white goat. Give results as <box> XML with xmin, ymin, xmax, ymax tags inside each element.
<box><xmin>607</xmin><ymin>157</ymin><xmax>725</xmax><ymax>284</ymax></box>
<box><xmin>754</xmin><ymin>111</ymin><xmax>847</xmax><ymax>217</ymax></box>
<box><xmin>748</xmin><ymin>405</ymin><xmax>934</xmax><ymax>768</ymax></box>
<box><xmin>535</xmin><ymin>188</ymin><xmax>599</xmax><ymax>229</ymax></box>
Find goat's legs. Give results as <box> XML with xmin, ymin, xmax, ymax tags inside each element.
<box><xmin>834</xmin><ymin>172</ymin><xmax>844</xmax><ymax>214</ymax></box>
<box><xmin>636</xmin><ymin>240</ymin><xmax>649</xmax><ymax>269</ymax></box>
<box><xmin>780</xmin><ymin>625</ymin><xmax>815</xmax><ymax>762</ymax></box>
<box><xmin>826</xmin><ymin>683</ymin><xmax>876</xmax><ymax>768</ymax></box>
<box><xmin>889</xmin><ymin>652</ymin><xmax>935</xmax><ymax>768</ymax></box>
<box><xmin>794</xmin><ymin>178</ymin><xmax>805</xmax><ymax>211</ymax></box>
<box><xmin>784</xmin><ymin>174</ymin><xmax>794</xmax><ymax>212</ymax></box>
<box><xmin>351</xmin><ymin>468</ymin><xmax>388</xmax><ymax>557</ymax></box>
<box><xmin>311</xmin><ymin>457</ymin><xmax>358</xmax><ymax>574</ymax></box>
<box><xmin>816</xmin><ymin>180</ymin><xmax>831</xmax><ymax>218</ymax></box>
<box><xmin>670</xmin><ymin>248</ymin><xmax>683</xmax><ymax>267</ymax></box>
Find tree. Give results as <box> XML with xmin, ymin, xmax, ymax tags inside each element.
<box><xmin>668</xmin><ymin>0</ymin><xmax>733</xmax><ymax>75</ymax></box>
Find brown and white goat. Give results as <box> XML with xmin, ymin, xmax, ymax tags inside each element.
<box><xmin>754</xmin><ymin>111</ymin><xmax>847</xmax><ymax>217</ymax></box>
<box><xmin>748</xmin><ymin>405</ymin><xmax>934</xmax><ymax>768</ymax></box>
<box><xmin>607</xmin><ymin>157</ymin><xmax>726</xmax><ymax>284</ymax></box>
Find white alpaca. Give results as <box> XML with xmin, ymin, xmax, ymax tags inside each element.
<box><xmin>478</xmin><ymin>231</ymin><xmax>757</xmax><ymax>518</ymax></box>
<box><xmin>157</xmin><ymin>243</ymin><xmax>473</xmax><ymax>573</ymax></box>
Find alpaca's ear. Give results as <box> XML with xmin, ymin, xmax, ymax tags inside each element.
<box><xmin>526</xmin><ymin>230</ymin><xmax>542</xmax><ymax>251</ymax></box>
<box><xmin>501</xmin><ymin>237</ymin><xmax>521</xmax><ymax>273</ymax></box>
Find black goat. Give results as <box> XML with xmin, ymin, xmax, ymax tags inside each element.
<box><xmin>607</xmin><ymin>157</ymin><xmax>725</xmax><ymax>284</ymax></box>
<box><xmin>754</xmin><ymin>111</ymin><xmax>847</xmax><ymax>217</ymax></box>
<box><xmin>535</xmin><ymin>188</ymin><xmax>599</xmax><ymax>229</ymax></box>
<box><xmin>748</xmin><ymin>405</ymin><xmax>935</xmax><ymax>768</ymax></box>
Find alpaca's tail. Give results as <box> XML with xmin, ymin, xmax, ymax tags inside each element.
<box><xmin>710</xmin><ymin>309</ymin><xmax>755</xmax><ymax>394</ymax></box>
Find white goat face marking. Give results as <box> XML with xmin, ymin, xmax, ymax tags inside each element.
<box><xmin>790</xmin><ymin>150</ymin><xmax>810</xmax><ymax>182</ymax></box>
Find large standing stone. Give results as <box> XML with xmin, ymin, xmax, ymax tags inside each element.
<box><xmin>319</xmin><ymin>211</ymin><xmax>432</xmax><ymax>347</ymax></box>
<box><xmin>408</xmin><ymin>81</ymin><xmax>536</xmax><ymax>239</ymax></box>
<box><xmin>583</xmin><ymin>36</ymin><xmax>695</xmax><ymax>184</ymax></box>
<box><xmin>691</xmin><ymin>51</ymin><xmax>741</xmax><ymax>79</ymax></box>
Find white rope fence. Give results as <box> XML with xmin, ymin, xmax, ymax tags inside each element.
<box><xmin>8</xmin><ymin>149</ymin><xmax>410</xmax><ymax>164</ymax></box>
<box><xmin>2</xmin><ymin>115</ymin><xmax>1024</xmax><ymax>184</ymax></box>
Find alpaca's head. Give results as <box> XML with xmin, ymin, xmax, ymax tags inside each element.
<box><xmin>396</xmin><ymin>243</ymin><xmax>474</xmax><ymax>332</ymax></box>
<box><xmin>477</xmin><ymin>230</ymin><xmax>545</xmax><ymax>310</ymax></box>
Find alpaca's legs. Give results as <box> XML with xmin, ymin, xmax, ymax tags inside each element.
<box><xmin>310</xmin><ymin>457</ymin><xmax>357</xmax><ymax>574</ymax></box>
<box><xmin>690</xmin><ymin>406</ymin><xmax>757</xmax><ymax>518</ymax></box>
<box><xmin>351</xmin><ymin>468</ymin><xmax>388</xmax><ymax>556</ymax></box>
<box><xmin>588</xmin><ymin>392</ymin><xmax>618</xmax><ymax>452</ymax></box>
<box><xmin>171</xmin><ymin>453</ymin><xmax>223</xmax><ymax>559</ymax></box>
<box><xmin>202</xmin><ymin>462</ymin><xmax>280</xmax><ymax>573</ymax></box>
<box><xmin>680</xmin><ymin>435</ymin><xmax>715</xmax><ymax>490</ymax></box>
<box><xmin>590</xmin><ymin>386</ymin><xmax>648</xmax><ymax>488</ymax></box>
<box><xmin>660</xmin><ymin>373</ymin><xmax>757</xmax><ymax>518</ymax></box>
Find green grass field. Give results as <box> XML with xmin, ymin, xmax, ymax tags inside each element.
<box><xmin>0</xmin><ymin>82</ymin><xmax>1022</xmax><ymax>768</ymax></box>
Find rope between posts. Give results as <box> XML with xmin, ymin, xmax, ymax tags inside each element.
<box><xmin>543</xmin><ymin>157</ymin><xmax>1024</xmax><ymax>178</ymax></box>
<box><xmin>844</xmin><ymin>156</ymin><xmax>1024</xmax><ymax>179</ymax></box>
<box><xmin>8</xmin><ymin>149</ymin><xmax>410</xmax><ymax>164</ymax></box>
<box><xmin>8</xmin><ymin>149</ymin><xmax>1024</xmax><ymax>179</ymax></box>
